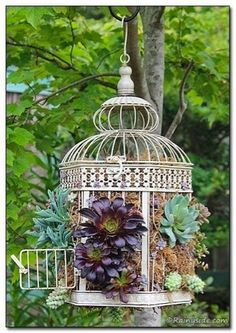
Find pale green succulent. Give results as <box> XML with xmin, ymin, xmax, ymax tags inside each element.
<box><xmin>185</xmin><ymin>274</ymin><xmax>205</xmax><ymax>293</ymax></box>
<box><xmin>46</xmin><ymin>287</ymin><xmax>69</xmax><ymax>309</ymax></box>
<box><xmin>164</xmin><ymin>272</ymin><xmax>182</xmax><ymax>291</ymax></box>
<box><xmin>160</xmin><ymin>195</ymin><xmax>199</xmax><ymax>248</ymax></box>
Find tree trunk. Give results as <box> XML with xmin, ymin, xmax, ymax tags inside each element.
<box><xmin>133</xmin><ymin>307</ymin><xmax>161</xmax><ymax>327</ymax></box>
<box><xmin>140</xmin><ymin>6</ymin><xmax>165</xmax><ymax>134</ymax></box>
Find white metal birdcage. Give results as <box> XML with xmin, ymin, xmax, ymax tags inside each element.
<box><xmin>57</xmin><ymin>64</ymin><xmax>193</xmax><ymax>307</ymax></box>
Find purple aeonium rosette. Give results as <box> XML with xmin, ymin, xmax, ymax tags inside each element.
<box><xmin>74</xmin><ymin>197</ymin><xmax>147</xmax><ymax>249</ymax></box>
<box><xmin>74</xmin><ymin>241</ymin><xmax>123</xmax><ymax>283</ymax></box>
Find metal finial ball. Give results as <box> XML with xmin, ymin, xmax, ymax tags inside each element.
<box><xmin>117</xmin><ymin>65</ymin><xmax>134</xmax><ymax>96</ymax></box>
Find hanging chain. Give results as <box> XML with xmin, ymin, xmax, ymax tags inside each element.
<box><xmin>120</xmin><ymin>17</ymin><xmax>130</xmax><ymax>64</ymax></box>
<box><xmin>108</xmin><ymin>7</ymin><xmax>140</xmax><ymax>65</ymax></box>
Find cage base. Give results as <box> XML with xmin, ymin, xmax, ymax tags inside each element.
<box><xmin>67</xmin><ymin>290</ymin><xmax>192</xmax><ymax>308</ymax></box>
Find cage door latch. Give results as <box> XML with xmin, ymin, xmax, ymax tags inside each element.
<box><xmin>11</xmin><ymin>254</ymin><xmax>28</xmax><ymax>274</ymax></box>
<box><xmin>106</xmin><ymin>155</ymin><xmax>126</xmax><ymax>180</ymax></box>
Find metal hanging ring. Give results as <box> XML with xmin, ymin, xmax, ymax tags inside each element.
<box><xmin>108</xmin><ymin>6</ymin><xmax>140</xmax><ymax>22</ymax></box>
<box><xmin>120</xmin><ymin>53</ymin><xmax>130</xmax><ymax>64</ymax></box>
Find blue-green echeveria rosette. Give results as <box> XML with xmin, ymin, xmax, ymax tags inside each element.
<box><xmin>160</xmin><ymin>195</ymin><xmax>200</xmax><ymax>248</ymax></box>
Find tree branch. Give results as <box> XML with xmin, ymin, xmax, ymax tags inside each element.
<box><xmin>7</xmin><ymin>39</ymin><xmax>75</xmax><ymax>70</ymax></box>
<box><xmin>94</xmin><ymin>79</ymin><xmax>117</xmax><ymax>90</ymax></box>
<box><xmin>34</xmin><ymin>50</ymin><xmax>73</xmax><ymax>70</ymax></box>
<box><xmin>96</xmin><ymin>48</ymin><xmax>122</xmax><ymax>70</ymax></box>
<box><xmin>126</xmin><ymin>7</ymin><xmax>151</xmax><ymax>101</ymax></box>
<box><xmin>31</xmin><ymin>73</ymin><xmax>119</xmax><ymax>106</ymax></box>
<box><xmin>165</xmin><ymin>60</ymin><xmax>194</xmax><ymax>139</ymax></box>
<box><xmin>69</xmin><ymin>19</ymin><xmax>75</xmax><ymax>67</ymax></box>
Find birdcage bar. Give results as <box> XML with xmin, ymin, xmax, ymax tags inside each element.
<box><xmin>36</xmin><ymin>250</ymin><xmax>40</xmax><ymax>288</ymax></box>
<box><xmin>45</xmin><ymin>250</ymin><xmax>49</xmax><ymax>288</ymax></box>
<box><xmin>79</xmin><ymin>190</ymin><xmax>90</xmax><ymax>292</ymax></box>
<box><xmin>141</xmin><ymin>191</ymin><xmax>150</xmax><ymax>291</ymax></box>
<box><xmin>27</xmin><ymin>250</ymin><xmax>30</xmax><ymax>288</ymax></box>
<box><xmin>54</xmin><ymin>250</ymin><xmax>58</xmax><ymax>287</ymax></box>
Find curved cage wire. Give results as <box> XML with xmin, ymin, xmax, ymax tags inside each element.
<box><xmin>61</xmin><ymin>131</ymin><xmax>192</xmax><ymax>166</ymax></box>
<box><xmin>93</xmin><ymin>96</ymin><xmax>159</xmax><ymax>132</ymax></box>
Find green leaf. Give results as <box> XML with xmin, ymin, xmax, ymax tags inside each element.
<box><xmin>10</xmin><ymin>128</ymin><xmax>34</xmax><ymax>146</ymax></box>
<box><xmin>13</xmin><ymin>151</ymin><xmax>36</xmax><ymax>176</ymax></box>
<box><xmin>7</xmin><ymin>100</ymin><xmax>32</xmax><ymax>116</ymax></box>
<box><xmin>164</xmin><ymin>227</ymin><xmax>176</xmax><ymax>243</ymax></box>
<box><xmin>7</xmin><ymin>149</ymin><xmax>15</xmax><ymax>166</ymax></box>
<box><xmin>24</xmin><ymin>7</ymin><xmax>54</xmax><ymax>29</ymax></box>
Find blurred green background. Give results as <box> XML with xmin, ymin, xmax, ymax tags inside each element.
<box><xmin>6</xmin><ymin>6</ymin><xmax>229</xmax><ymax>327</ymax></box>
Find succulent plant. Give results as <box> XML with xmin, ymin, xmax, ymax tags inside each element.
<box><xmin>185</xmin><ymin>274</ymin><xmax>205</xmax><ymax>293</ymax></box>
<box><xmin>75</xmin><ymin>197</ymin><xmax>147</xmax><ymax>249</ymax></box>
<box><xmin>160</xmin><ymin>195</ymin><xmax>200</xmax><ymax>248</ymax></box>
<box><xmin>103</xmin><ymin>269</ymin><xmax>145</xmax><ymax>303</ymax></box>
<box><xmin>74</xmin><ymin>242</ymin><xmax>123</xmax><ymax>283</ymax></box>
<box><xmin>31</xmin><ymin>187</ymin><xmax>72</xmax><ymax>247</ymax></box>
<box><xmin>164</xmin><ymin>272</ymin><xmax>182</xmax><ymax>291</ymax></box>
<box><xmin>194</xmin><ymin>203</ymin><xmax>211</xmax><ymax>225</ymax></box>
<box><xmin>46</xmin><ymin>286</ymin><xmax>69</xmax><ymax>309</ymax></box>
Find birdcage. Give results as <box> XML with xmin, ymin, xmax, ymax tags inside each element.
<box><xmin>58</xmin><ymin>64</ymin><xmax>193</xmax><ymax>307</ymax></box>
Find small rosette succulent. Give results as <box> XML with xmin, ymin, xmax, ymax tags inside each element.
<box><xmin>160</xmin><ymin>195</ymin><xmax>199</xmax><ymax>247</ymax></box>
<box><xmin>164</xmin><ymin>272</ymin><xmax>182</xmax><ymax>291</ymax></box>
<box><xmin>185</xmin><ymin>274</ymin><xmax>205</xmax><ymax>293</ymax></box>
<box><xmin>74</xmin><ymin>242</ymin><xmax>122</xmax><ymax>283</ymax></box>
<box><xmin>75</xmin><ymin>197</ymin><xmax>147</xmax><ymax>249</ymax></box>
<box><xmin>103</xmin><ymin>269</ymin><xmax>144</xmax><ymax>303</ymax></box>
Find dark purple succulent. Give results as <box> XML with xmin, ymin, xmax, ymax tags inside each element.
<box><xmin>74</xmin><ymin>242</ymin><xmax>122</xmax><ymax>283</ymax></box>
<box><xmin>103</xmin><ymin>269</ymin><xmax>145</xmax><ymax>303</ymax></box>
<box><xmin>74</xmin><ymin>197</ymin><xmax>147</xmax><ymax>249</ymax></box>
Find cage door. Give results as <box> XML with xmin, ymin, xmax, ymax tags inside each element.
<box><xmin>12</xmin><ymin>248</ymin><xmax>76</xmax><ymax>290</ymax></box>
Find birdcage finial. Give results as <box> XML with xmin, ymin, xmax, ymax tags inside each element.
<box><xmin>117</xmin><ymin>65</ymin><xmax>134</xmax><ymax>96</ymax></box>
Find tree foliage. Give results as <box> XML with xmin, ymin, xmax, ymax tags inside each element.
<box><xmin>6</xmin><ymin>6</ymin><xmax>229</xmax><ymax>327</ymax></box>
